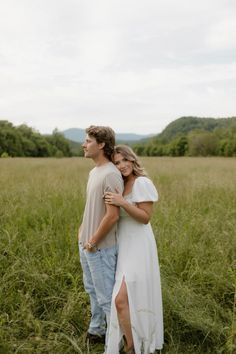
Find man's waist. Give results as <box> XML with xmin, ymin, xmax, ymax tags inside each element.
<box><xmin>79</xmin><ymin>235</ymin><xmax>117</xmax><ymax>249</ymax></box>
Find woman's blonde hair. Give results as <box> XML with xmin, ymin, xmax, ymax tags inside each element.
<box><xmin>112</xmin><ymin>145</ymin><xmax>148</xmax><ymax>177</ymax></box>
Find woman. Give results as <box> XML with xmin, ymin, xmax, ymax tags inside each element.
<box><xmin>105</xmin><ymin>145</ymin><xmax>164</xmax><ymax>354</ymax></box>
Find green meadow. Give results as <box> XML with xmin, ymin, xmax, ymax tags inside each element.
<box><xmin>0</xmin><ymin>157</ymin><xmax>235</xmax><ymax>354</ymax></box>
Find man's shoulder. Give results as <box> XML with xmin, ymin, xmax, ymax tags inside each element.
<box><xmin>89</xmin><ymin>163</ymin><xmax>121</xmax><ymax>180</ymax></box>
<box><xmin>103</xmin><ymin>164</ymin><xmax>123</xmax><ymax>193</ymax></box>
<box><xmin>104</xmin><ymin>163</ymin><xmax>123</xmax><ymax>179</ymax></box>
<box><xmin>105</xmin><ymin>162</ymin><xmax>120</xmax><ymax>173</ymax></box>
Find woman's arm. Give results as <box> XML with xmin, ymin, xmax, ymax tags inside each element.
<box><xmin>105</xmin><ymin>192</ymin><xmax>153</xmax><ymax>224</ymax></box>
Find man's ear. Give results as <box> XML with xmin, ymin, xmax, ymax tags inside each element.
<box><xmin>98</xmin><ymin>142</ymin><xmax>105</xmax><ymax>150</ymax></box>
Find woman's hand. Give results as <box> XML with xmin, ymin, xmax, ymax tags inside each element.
<box><xmin>104</xmin><ymin>191</ymin><xmax>125</xmax><ymax>207</ymax></box>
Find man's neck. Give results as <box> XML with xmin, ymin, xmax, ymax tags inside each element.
<box><xmin>93</xmin><ymin>155</ymin><xmax>110</xmax><ymax>167</ymax></box>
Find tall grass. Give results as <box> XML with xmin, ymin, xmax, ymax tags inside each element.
<box><xmin>0</xmin><ymin>157</ymin><xmax>235</xmax><ymax>353</ymax></box>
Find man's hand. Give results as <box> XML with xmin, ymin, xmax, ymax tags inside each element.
<box><xmin>84</xmin><ymin>241</ymin><xmax>97</xmax><ymax>253</ymax></box>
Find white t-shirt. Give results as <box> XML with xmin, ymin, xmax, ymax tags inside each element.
<box><xmin>80</xmin><ymin>162</ymin><xmax>124</xmax><ymax>249</ymax></box>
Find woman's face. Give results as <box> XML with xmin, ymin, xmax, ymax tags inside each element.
<box><xmin>113</xmin><ymin>153</ymin><xmax>134</xmax><ymax>177</ymax></box>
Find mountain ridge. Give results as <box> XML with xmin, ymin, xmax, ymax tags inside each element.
<box><xmin>62</xmin><ymin>128</ymin><xmax>155</xmax><ymax>143</ymax></box>
<box><xmin>154</xmin><ymin>116</ymin><xmax>236</xmax><ymax>142</ymax></box>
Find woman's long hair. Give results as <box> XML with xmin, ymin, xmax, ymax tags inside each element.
<box><xmin>112</xmin><ymin>145</ymin><xmax>148</xmax><ymax>178</ymax></box>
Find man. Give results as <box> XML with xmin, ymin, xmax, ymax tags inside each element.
<box><xmin>78</xmin><ymin>125</ymin><xmax>123</xmax><ymax>351</ymax></box>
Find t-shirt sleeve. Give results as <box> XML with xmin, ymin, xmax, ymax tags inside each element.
<box><xmin>103</xmin><ymin>172</ymin><xmax>124</xmax><ymax>194</ymax></box>
<box><xmin>132</xmin><ymin>177</ymin><xmax>158</xmax><ymax>202</ymax></box>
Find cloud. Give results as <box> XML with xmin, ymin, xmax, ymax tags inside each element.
<box><xmin>206</xmin><ymin>16</ymin><xmax>236</xmax><ymax>50</ymax></box>
<box><xmin>0</xmin><ymin>0</ymin><xmax>235</xmax><ymax>134</ymax></box>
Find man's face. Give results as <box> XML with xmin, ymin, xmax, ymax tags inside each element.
<box><xmin>82</xmin><ymin>134</ymin><xmax>102</xmax><ymax>159</ymax></box>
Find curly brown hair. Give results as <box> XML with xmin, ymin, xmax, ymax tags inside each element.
<box><xmin>86</xmin><ymin>125</ymin><xmax>115</xmax><ymax>161</ymax></box>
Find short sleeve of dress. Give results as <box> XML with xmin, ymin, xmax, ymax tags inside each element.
<box><xmin>103</xmin><ymin>172</ymin><xmax>124</xmax><ymax>195</ymax></box>
<box><xmin>132</xmin><ymin>176</ymin><xmax>158</xmax><ymax>202</ymax></box>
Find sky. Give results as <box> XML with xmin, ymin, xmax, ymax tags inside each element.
<box><xmin>0</xmin><ymin>0</ymin><xmax>235</xmax><ymax>135</ymax></box>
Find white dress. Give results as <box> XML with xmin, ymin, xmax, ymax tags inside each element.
<box><xmin>107</xmin><ymin>177</ymin><xmax>164</xmax><ymax>354</ymax></box>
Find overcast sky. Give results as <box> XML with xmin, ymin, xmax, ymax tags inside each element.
<box><xmin>0</xmin><ymin>0</ymin><xmax>235</xmax><ymax>135</ymax></box>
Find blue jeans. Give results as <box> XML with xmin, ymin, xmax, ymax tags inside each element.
<box><xmin>79</xmin><ymin>243</ymin><xmax>118</xmax><ymax>339</ymax></box>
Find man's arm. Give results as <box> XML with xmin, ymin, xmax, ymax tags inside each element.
<box><xmin>84</xmin><ymin>203</ymin><xmax>119</xmax><ymax>251</ymax></box>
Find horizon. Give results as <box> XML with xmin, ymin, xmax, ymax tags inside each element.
<box><xmin>2</xmin><ymin>115</ymin><xmax>236</xmax><ymax>137</ymax></box>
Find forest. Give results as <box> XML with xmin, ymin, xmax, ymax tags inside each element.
<box><xmin>1</xmin><ymin>117</ymin><xmax>236</xmax><ymax>157</ymax></box>
<box><xmin>0</xmin><ymin>121</ymin><xmax>72</xmax><ymax>158</ymax></box>
<box><xmin>133</xmin><ymin>117</ymin><xmax>236</xmax><ymax>157</ymax></box>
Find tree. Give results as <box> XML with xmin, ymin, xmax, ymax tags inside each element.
<box><xmin>188</xmin><ymin>131</ymin><xmax>219</xmax><ymax>156</ymax></box>
<box><xmin>46</xmin><ymin>129</ymin><xmax>72</xmax><ymax>157</ymax></box>
<box><xmin>0</xmin><ymin>121</ymin><xmax>24</xmax><ymax>156</ymax></box>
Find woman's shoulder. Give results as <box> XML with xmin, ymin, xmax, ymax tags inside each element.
<box><xmin>134</xmin><ymin>176</ymin><xmax>156</xmax><ymax>189</ymax></box>
<box><xmin>132</xmin><ymin>176</ymin><xmax>158</xmax><ymax>202</ymax></box>
<box><xmin>134</xmin><ymin>176</ymin><xmax>151</xmax><ymax>184</ymax></box>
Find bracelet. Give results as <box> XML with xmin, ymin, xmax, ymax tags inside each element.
<box><xmin>87</xmin><ymin>242</ymin><xmax>97</xmax><ymax>250</ymax></box>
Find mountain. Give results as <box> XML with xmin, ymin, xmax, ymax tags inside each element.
<box><xmin>154</xmin><ymin>116</ymin><xmax>236</xmax><ymax>142</ymax></box>
<box><xmin>62</xmin><ymin>128</ymin><xmax>85</xmax><ymax>142</ymax></box>
<box><xmin>116</xmin><ymin>133</ymin><xmax>155</xmax><ymax>142</ymax></box>
<box><xmin>62</xmin><ymin>128</ymin><xmax>154</xmax><ymax>143</ymax></box>
<box><xmin>130</xmin><ymin>116</ymin><xmax>236</xmax><ymax>157</ymax></box>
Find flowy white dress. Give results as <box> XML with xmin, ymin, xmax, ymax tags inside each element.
<box><xmin>107</xmin><ymin>177</ymin><xmax>164</xmax><ymax>354</ymax></box>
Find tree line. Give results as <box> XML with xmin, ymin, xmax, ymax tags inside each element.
<box><xmin>0</xmin><ymin>121</ymin><xmax>72</xmax><ymax>157</ymax></box>
<box><xmin>133</xmin><ymin>117</ymin><xmax>236</xmax><ymax>157</ymax></box>
<box><xmin>1</xmin><ymin>118</ymin><xmax>236</xmax><ymax>158</ymax></box>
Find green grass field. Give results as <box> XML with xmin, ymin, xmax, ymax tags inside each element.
<box><xmin>0</xmin><ymin>157</ymin><xmax>235</xmax><ymax>354</ymax></box>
